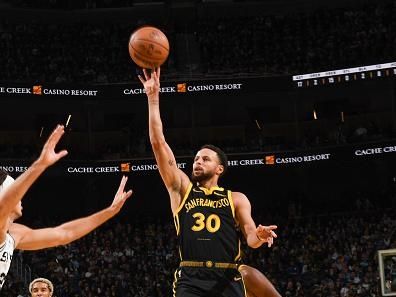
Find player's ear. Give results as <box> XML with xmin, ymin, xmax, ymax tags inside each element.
<box><xmin>217</xmin><ymin>164</ymin><xmax>224</xmax><ymax>176</ymax></box>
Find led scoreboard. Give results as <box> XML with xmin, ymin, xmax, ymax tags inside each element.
<box><xmin>293</xmin><ymin>62</ymin><xmax>396</xmax><ymax>88</ymax></box>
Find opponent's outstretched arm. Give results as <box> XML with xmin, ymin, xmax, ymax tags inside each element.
<box><xmin>14</xmin><ymin>176</ymin><xmax>132</xmax><ymax>250</ymax></box>
<box><xmin>0</xmin><ymin>125</ymin><xmax>67</xmax><ymax>242</ymax></box>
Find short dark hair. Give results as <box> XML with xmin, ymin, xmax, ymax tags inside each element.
<box><xmin>0</xmin><ymin>169</ymin><xmax>8</xmax><ymax>186</ymax></box>
<box><xmin>200</xmin><ymin>144</ymin><xmax>228</xmax><ymax>176</ymax></box>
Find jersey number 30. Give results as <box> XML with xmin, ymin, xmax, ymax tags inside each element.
<box><xmin>191</xmin><ymin>212</ymin><xmax>221</xmax><ymax>233</ymax></box>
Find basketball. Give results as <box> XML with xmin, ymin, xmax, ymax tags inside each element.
<box><xmin>128</xmin><ymin>26</ymin><xmax>169</xmax><ymax>69</ymax></box>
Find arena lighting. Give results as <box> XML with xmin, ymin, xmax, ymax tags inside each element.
<box><xmin>293</xmin><ymin>61</ymin><xmax>396</xmax><ymax>88</ymax></box>
<box><xmin>313</xmin><ymin>110</ymin><xmax>317</xmax><ymax>120</ymax></box>
<box><xmin>65</xmin><ymin>114</ymin><xmax>71</xmax><ymax>127</ymax></box>
<box><xmin>254</xmin><ymin>119</ymin><xmax>261</xmax><ymax>130</ymax></box>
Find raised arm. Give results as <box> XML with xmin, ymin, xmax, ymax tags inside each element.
<box><xmin>138</xmin><ymin>68</ymin><xmax>190</xmax><ymax>213</ymax></box>
<box><xmin>0</xmin><ymin>125</ymin><xmax>67</xmax><ymax>243</ymax></box>
<box><xmin>233</xmin><ymin>192</ymin><xmax>277</xmax><ymax>249</ymax></box>
<box><xmin>13</xmin><ymin>176</ymin><xmax>132</xmax><ymax>250</ymax></box>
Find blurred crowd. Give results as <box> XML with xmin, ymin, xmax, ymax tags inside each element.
<box><xmin>0</xmin><ymin>1</ymin><xmax>395</xmax><ymax>82</ymax></box>
<box><xmin>0</xmin><ymin>22</ymin><xmax>159</xmax><ymax>84</ymax></box>
<box><xmin>7</xmin><ymin>0</ymin><xmax>136</xmax><ymax>9</ymax></box>
<box><xmin>196</xmin><ymin>1</ymin><xmax>396</xmax><ymax>76</ymax></box>
<box><xmin>2</xmin><ymin>208</ymin><xmax>396</xmax><ymax>296</ymax></box>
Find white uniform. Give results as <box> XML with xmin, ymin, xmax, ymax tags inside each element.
<box><xmin>0</xmin><ymin>175</ymin><xmax>16</xmax><ymax>289</ymax></box>
<box><xmin>0</xmin><ymin>175</ymin><xmax>14</xmax><ymax>193</ymax></box>
<box><xmin>0</xmin><ymin>233</ymin><xmax>15</xmax><ymax>289</ymax></box>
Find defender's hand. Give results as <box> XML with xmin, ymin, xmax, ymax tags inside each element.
<box><xmin>37</xmin><ymin>125</ymin><xmax>68</xmax><ymax>168</ymax></box>
<box><xmin>109</xmin><ymin>176</ymin><xmax>133</xmax><ymax>214</ymax></box>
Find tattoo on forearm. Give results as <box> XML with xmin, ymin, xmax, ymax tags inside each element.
<box><xmin>168</xmin><ymin>160</ymin><xmax>174</xmax><ymax>166</ymax></box>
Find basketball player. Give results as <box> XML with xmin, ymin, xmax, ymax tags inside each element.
<box><xmin>0</xmin><ymin>125</ymin><xmax>132</xmax><ymax>289</ymax></box>
<box><xmin>139</xmin><ymin>68</ymin><xmax>277</xmax><ymax>297</ymax></box>
<box><xmin>29</xmin><ymin>277</ymin><xmax>54</xmax><ymax>297</ymax></box>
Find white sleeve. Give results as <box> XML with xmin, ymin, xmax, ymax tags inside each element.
<box><xmin>0</xmin><ymin>175</ymin><xmax>15</xmax><ymax>192</ymax></box>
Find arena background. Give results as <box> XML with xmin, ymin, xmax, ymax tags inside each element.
<box><xmin>0</xmin><ymin>0</ymin><xmax>396</xmax><ymax>296</ymax></box>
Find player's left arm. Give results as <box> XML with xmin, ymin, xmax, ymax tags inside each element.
<box><xmin>0</xmin><ymin>125</ymin><xmax>67</xmax><ymax>239</ymax></box>
<box><xmin>14</xmin><ymin>176</ymin><xmax>132</xmax><ymax>250</ymax></box>
<box><xmin>233</xmin><ymin>191</ymin><xmax>277</xmax><ymax>249</ymax></box>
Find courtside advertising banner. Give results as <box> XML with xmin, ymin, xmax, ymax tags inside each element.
<box><xmin>0</xmin><ymin>77</ymin><xmax>289</xmax><ymax>99</ymax></box>
<box><xmin>1</xmin><ymin>140</ymin><xmax>395</xmax><ymax>176</ymax></box>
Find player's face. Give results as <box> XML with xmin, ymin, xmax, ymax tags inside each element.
<box><xmin>31</xmin><ymin>282</ymin><xmax>52</xmax><ymax>297</ymax></box>
<box><xmin>191</xmin><ymin>148</ymin><xmax>222</xmax><ymax>183</ymax></box>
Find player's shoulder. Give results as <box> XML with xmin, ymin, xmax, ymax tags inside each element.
<box><xmin>9</xmin><ymin>222</ymin><xmax>30</xmax><ymax>231</ymax></box>
<box><xmin>231</xmin><ymin>191</ymin><xmax>249</xmax><ymax>201</ymax></box>
<box><xmin>231</xmin><ymin>190</ymin><xmax>246</xmax><ymax>196</ymax></box>
<box><xmin>231</xmin><ymin>191</ymin><xmax>250</xmax><ymax>209</ymax></box>
<box><xmin>8</xmin><ymin>223</ymin><xmax>31</xmax><ymax>245</ymax></box>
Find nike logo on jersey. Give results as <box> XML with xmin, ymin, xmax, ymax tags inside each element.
<box><xmin>234</xmin><ymin>276</ymin><xmax>242</xmax><ymax>281</ymax></box>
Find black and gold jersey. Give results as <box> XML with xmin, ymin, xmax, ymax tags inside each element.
<box><xmin>174</xmin><ymin>182</ymin><xmax>241</xmax><ymax>263</ymax></box>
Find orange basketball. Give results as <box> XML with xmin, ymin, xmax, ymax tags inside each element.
<box><xmin>128</xmin><ymin>26</ymin><xmax>169</xmax><ymax>69</ymax></box>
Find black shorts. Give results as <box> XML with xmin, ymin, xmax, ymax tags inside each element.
<box><xmin>173</xmin><ymin>267</ymin><xmax>246</xmax><ymax>297</ymax></box>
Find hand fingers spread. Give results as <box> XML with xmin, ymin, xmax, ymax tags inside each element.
<box><xmin>125</xmin><ymin>190</ymin><xmax>133</xmax><ymax>199</ymax></box>
<box><xmin>152</xmin><ymin>69</ymin><xmax>157</xmax><ymax>80</ymax></box>
<box><xmin>138</xmin><ymin>75</ymin><xmax>145</xmax><ymax>84</ymax></box>
<box><xmin>47</xmin><ymin>125</ymin><xmax>65</xmax><ymax>146</ymax></box>
<box><xmin>57</xmin><ymin>150</ymin><xmax>68</xmax><ymax>159</ymax></box>
<box><xmin>117</xmin><ymin>176</ymin><xmax>128</xmax><ymax>194</ymax></box>
<box><xmin>143</xmin><ymin>69</ymin><xmax>150</xmax><ymax>80</ymax></box>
